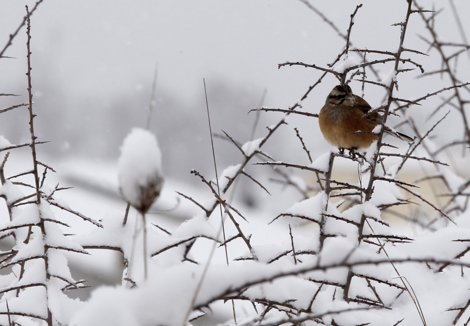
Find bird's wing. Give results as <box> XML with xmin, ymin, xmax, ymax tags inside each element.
<box><xmin>352</xmin><ymin>94</ymin><xmax>372</xmax><ymax>114</ymax></box>
<box><xmin>352</xmin><ymin>94</ymin><xmax>382</xmax><ymax>124</ymax></box>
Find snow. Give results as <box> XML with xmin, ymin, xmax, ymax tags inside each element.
<box><xmin>118</xmin><ymin>128</ymin><xmax>164</xmax><ymax>213</ymax></box>
<box><xmin>393</xmin><ymin>227</ymin><xmax>470</xmax><ymax>261</ymax></box>
<box><xmin>311</xmin><ymin>152</ymin><xmax>331</xmax><ymax>173</ymax></box>
<box><xmin>369</xmin><ymin>177</ymin><xmax>406</xmax><ymax>207</ymax></box>
<box><xmin>70</xmin><ymin>264</ymin><xmax>233</xmax><ymax>326</ymax></box>
<box><xmin>74</xmin><ymin>213</ymin><xmax>131</xmax><ymax>251</ymax></box>
<box><xmin>332</xmin><ymin>55</ymin><xmax>361</xmax><ymax>73</ymax></box>
<box><xmin>282</xmin><ymin>192</ymin><xmax>326</xmax><ymax>224</ymax></box>
<box><xmin>2</xmin><ymin>148</ymin><xmax>470</xmax><ymax>325</ymax></box>
<box><xmin>6</xmin><ymin>287</ymin><xmax>49</xmax><ymax>319</ymax></box>
<box><xmin>70</xmin><ymin>287</ymin><xmax>140</xmax><ymax>326</ymax></box>
<box><xmin>251</xmin><ymin>243</ymin><xmax>290</xmax><ymax>263</ymax></box>
<box><xmin>336</xmin><ymin>204</ymin><xmax>361</xmax><ymax>225</ymax></box>
<box><xmin>150</xmin><ymin>215</ymin><xmax>220</xmax><ymax>263</ymax></box>
<box><xmin>243</xmin><ymin>276</ymin><xmax>317</xmax><ymax>310</ymax></box>
<box><xmin>241</xmin><ymin>137</ymin><xmax>263</xmax><ymax>156</ymax></box>
<box><xmin>372</xmin><ymin>124</ymin><xmax>382</xmax><ymax>134</ymax></box>
<box><xmin>48</xmin><ymin>286</ymin><xmax>84</xmax><ymax>326</ymax></box>
<box><xmin>217</xmin><ymin>163</ymin><xmax>242</xmax><ymax>190</ymax></box>
<box><xmin>41</xmin><ymin>202</ymin><xmax>87</xmax><ymax>254</ymax></box>
<box><xmin>0</xmin><ymin>180</ymin><xmax>24</xmax><ymax>206</ymax></box>
<box><xmin>14</xmin><ymin>259</ymin><xmax>47</xmax><ymax>287</ymax></box>
<box><xmin>0</xmin><ymin>204</ymin><xmax>40</xmax><ymax>241</ymax></box>
<box><xmin>319</xmin><ymin>236</ymin><xmax>357</xmax><ymax>266</ymax></box>
<box><xmin>12</xmin><ymin>227</ymin><xmax>45</xmax><ymax>261</ymax></box>
<box><xmin>1</xmin><ymin>1</ymin><xmax>470</xmax><ymax>324</ymax></box>
<box><xmin>0</xmin><ymin>135</ymin><xmax>11</xmax><ymax>149</ymax></box>
<box><xmin>172</xmin><ymin>215</ymin><xmax>218</xmax><ymax>239</ymax></box>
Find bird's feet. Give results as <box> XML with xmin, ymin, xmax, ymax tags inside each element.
<box><xmin>338</xmin><ymin>147</ymin><xmax>358</xmax><ymax>158</ymax></box>
<box><xmin>348</xmin><ymin>147</ymin><xmax>358</xmax><ymax>159</ymax></box>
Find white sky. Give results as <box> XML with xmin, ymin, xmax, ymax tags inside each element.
<box><xmin>0</xmin><ymin>0</ymin><xmax>469</xmax><ymax>172</ymax></box>
<box><xmin>4</xmin><ymin>0</ymin><xmax>467</xmax><ymax>105</ymax></box>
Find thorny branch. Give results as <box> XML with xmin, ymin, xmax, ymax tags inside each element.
<box><xmin>178</xmin><ymin>1</ymin><xmax>470</xmax><ymax>324</ymax></box>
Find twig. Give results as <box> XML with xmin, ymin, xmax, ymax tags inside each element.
<box><xmin>344</xmin><ymin>4</ymin><xmax>363</xmax><ymax>55</ymax></box>
<box><xmin>0</xmin><ymin>0</ymin><xmax>44</xmax><ymax>59</ymax></box>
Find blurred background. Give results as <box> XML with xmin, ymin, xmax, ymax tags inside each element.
<box><xmin>0</xmin><ymin>1</ymin><xmax>470</xmax><ymax>318</ymax></box>
<box><xmin>0</xmin><ymin>0</ymin><xmax>468</xmax><ymax>185</ymax></box>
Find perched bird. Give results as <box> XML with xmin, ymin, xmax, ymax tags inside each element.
<box><xmin>319</xmin><ymin>84</ymin><xmax>410</xmax><ymax>155</ymax></box>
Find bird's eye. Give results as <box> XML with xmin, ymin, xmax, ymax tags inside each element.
<box><xmin>346</xmin><ymin>85</ymin><xmax>352</xmax><ymax>93</ymax></box>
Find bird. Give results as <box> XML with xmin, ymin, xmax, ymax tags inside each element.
<box><xmin>319</xmin><ymin>84</ymin><xmax>411</xmax><ymax>156</ymax></box>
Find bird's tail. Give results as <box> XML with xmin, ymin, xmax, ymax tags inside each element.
<box><xmin>384</xmin><ymin>126</ymin><xmax>414</xmax><ymax>142</ymax></box>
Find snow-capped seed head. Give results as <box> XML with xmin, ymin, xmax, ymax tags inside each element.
<box><xmin>118</xmin><ymin>128</ymin><xmax>164</xmax><ymax>214</ymax></box>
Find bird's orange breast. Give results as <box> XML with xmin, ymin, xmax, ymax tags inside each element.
<box><xmin>319</xmin><ymin>103</ymin><xmax>378</xmax><ymax>149</ymax></box>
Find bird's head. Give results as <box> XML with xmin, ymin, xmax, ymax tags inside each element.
<box><xmin>326</xmin><ymin>84</ymin><xmax>352</xmax><ymax>105</ymax></box>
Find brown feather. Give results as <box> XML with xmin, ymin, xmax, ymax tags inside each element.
<box><xmin>319</xmin><ymin>86</ymin><xmax>380</xmax><ymax>149</ymax></box>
